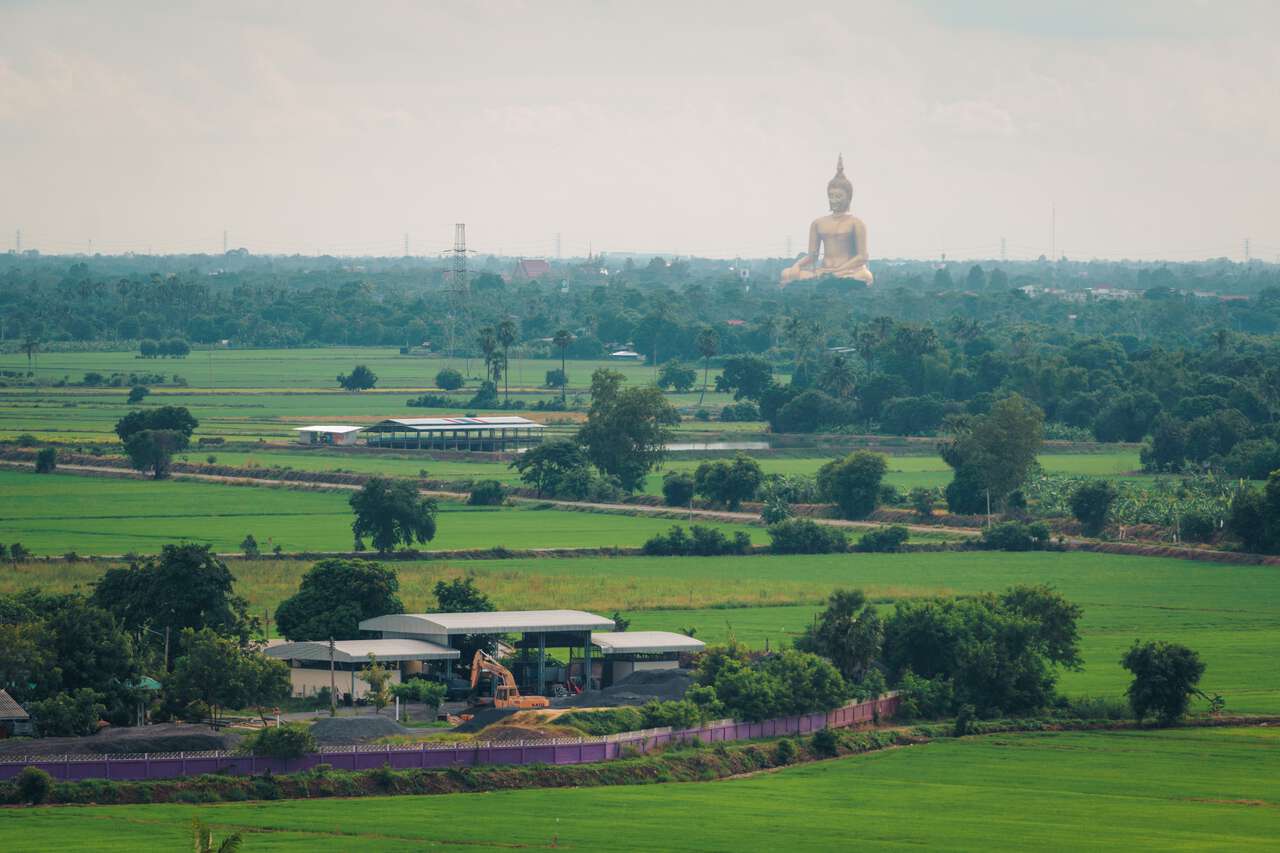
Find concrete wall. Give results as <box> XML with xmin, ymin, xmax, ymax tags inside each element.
<box><xmin>286</xmin><ymin>667</ymin><xmax>401</xmax><ymax>699</ymax></box>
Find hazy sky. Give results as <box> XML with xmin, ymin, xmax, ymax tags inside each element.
<box><xmin>2</xmin><ymin>1</ymin><xmax>1277</xmax><ymax>261</ymax></box>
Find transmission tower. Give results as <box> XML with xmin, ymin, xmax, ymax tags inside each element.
<box><xmin>443</xmin><ymin>223</ymin><xmax>471</xmax><ymax>365</ymax></box>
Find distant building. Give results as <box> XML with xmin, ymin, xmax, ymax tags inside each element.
<box><xmin>608</xmin><ymin>350</ymin><xmax>644</xmax><ymax>361</ymax></box>
<box><xmin>294</xmin><ymin>425</ymin><xmax>363</xmax><ymax>446</ymax></box>
<box><xmin>512</xmin><ymin>258</ymin><xmax>552</xmax><ymax>280</ymax></box>
<box><xmin>0</xmin><ymin>689</ymin><xmax>31</xmax><ymax>737</ymax></box>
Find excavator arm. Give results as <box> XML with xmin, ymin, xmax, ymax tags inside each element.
<box><xmin>468</xmin><ymin>650</ymin><xmax>549</xmax><ymax>709</ymax></box>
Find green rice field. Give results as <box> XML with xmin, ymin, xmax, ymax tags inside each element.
<box><xmin>3</xmin><ymin>727</ymin><xmax>1275</xmax><ymax>851</ymax></box>
<box><xmin>0</xmin><ymin>469</ymin><xmax>768</xmax><ymax>554</ymax></box>
<box><xmin>169</xmin><ymin>447</ymin><xmax>1145</xmax><ymax>494</ymax></box>
<box><xmin>6</xmin><ymin>548</ymin><xmax>1276</xmax><ymax>712</ymax></box>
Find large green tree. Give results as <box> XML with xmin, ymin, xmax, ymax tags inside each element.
<box><xmin>167</xmin><ymin>628</ymin><xmax>290</xmax><ymax>723</ymax></box>
<box><xmin>795</xmin><ymin>588</ymin><xmax>883</xmax><ymax>683</ymax></box>
<box><xmin>941</xmin><ymin>394</ymin><xmax>1044</xmax><ymax>512</ymax></box>
<box><xmin>93</xmin><ymin>543</ymin><xmax>255</xmax><ymax>649</ymax></box>
<box><xmin>509</xmin><ymin>438</ymin><xmax>590</xmax><ymax>497</ymax></box>
<box><xmin>349</xmin><ymin>477</ymin><xmax>438</xmax><ymax>553</ymax></box>
<box><xmin>275</xmin><ymin>559</ymin><xmax>404</xmax><ymax>641</ymax></box>
<box><xmin>1121</xmin><ymin>640</ymin><xmax>1206</xmax><ymax>724</ymax></box>
<box><xmin>577</xmin><ymin>368</ymin><xmax>678</xmax><ymax>491</ymax></box>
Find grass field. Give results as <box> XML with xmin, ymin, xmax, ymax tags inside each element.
<box><xmin>0</xmin><ymin>469</ymin><xmax>769</xmax><ymax>554</ymax></box>
<box><xmin>3</xmin><ymin>727</ymin><xmax>1275</xmax><ymax>851</ymax></box>
<box><xmin>161</xmin><ymin>447</ymin><xmax>1145</xmax><ymax>494</ymax></box>
<box><xmin>6</xmin><ymin>547</ymin><xmax>1277</xmax><ymax>712</ymax></box>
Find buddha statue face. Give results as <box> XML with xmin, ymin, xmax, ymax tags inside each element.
<box><xmin>827</xmin><ymin>185</ymin><xmax>851</xmax><ymax>214</ymax></box>
<box><xmin>826</xmin><ymin>154</ymin><xmax>853</xmax><ymax>214</ymax></box>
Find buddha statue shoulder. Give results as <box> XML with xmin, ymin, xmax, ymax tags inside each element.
<box><xmin>780</xmin><ymin>155</ymin><xmax>873</xmax><ymax>286</ymax></box>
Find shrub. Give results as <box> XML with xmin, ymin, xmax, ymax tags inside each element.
<box><xmin>16</xmin><ymin>767</ymin><xmax>53</xmax><ymax>805</ymax></box>
<box><xmin>980</xmin><ymin>521</ymin><xmax>1050</xmax><ymax>551</ymax></box>
<box><xmin>10</xmin><ymin>542</ymin><xmax>31</xmax><ymax>561</ymax></box>
<box><xmin>853</xmin><ymin>525</ymin><xmax>909</xmax><ymax>553</ymax></box>
<box><xmin>468</xmin><ymin>480</ymin><xmax>506</xmax><ymax>506</ymax></box>
<box><xmin>817</xmin><ymin>452</ymin><xmax>888</xmax><ymax>520</ymax></box>
<box><xmin>760</xmin><ymin>495</ymin><xmax>791</xmax><ymax>525</ymax></box>
<box><xmin>909</xmin><ymin>487</ymin><xmax>935</xmax><ymax>518</ymax></box>
<box><xmin>694</xmin><ymin>455</ymin><xmax>763</xmax><ymax>510</ymax></box>
<box><xmin>661</xmin><ymin>471</ymin><xmax>695</xmax><ymax>507</ymax></box>
<box><xmin>16</xmin><ymin>433</ymin><xmax>39</xmax><ymax>447</ymax></box>
<box><xmin>953</xmin><ymin>703</ymin><xmax>976</xmax><ymax>736</ymax></box>
<box><xmin>240</xmin><ymin>534</ymin><xmax>260</xmax><ymax>557</ymax></box>
<box><xmin>895</xmin><ymin>671</ymin><xmax>955</xmax><ymax>720</ymax></box>
<box><xmin>29</xmin><ymin>688</ymin><xmax>105</xmax><ymax>736</ymax></box>
<box><xmin>435</xmin><ymin>367</ymin><xmax>464</xmax><ymax>391</ymax></box>
<box><xmin>810</xmin><ymin>728</ymin><xmax>840</xmax><ymax>757</ymax></box>
<box><xmin>1121</xmin><ymin>640</ymin><xmax>1206</xmax><ymax>724</ymax></box>
<box><xmin>559</xmin><ymin>707</ymin><xmax>645</xmax><ymax>736</ymax></box>
<box><xmin>640</xmin><ymin>699</ymin><xmax>705</xmax><ymax>730</ymax></box>
<box><xmin>1179</xmin><ymin>511</ymin><xmax>1216</xmax><ymax>543</ymax></box>
<box><xmin>1070</xmin><ymin>480</ymin><xmax>1117</xmax><ymax>536</ymax></box>
<box><xmin>642</xmin><ymin>525</ymin><xmax>750</xmax><ymax>557</ymax></box>
<box><xmin>246</xmin><ymin>724</ymin><xmax>317</xmax><ymax>759</ymax></box>
<box><xmin>127</xmin><ymin>385</ymin><xmax>150</xmax><ymax>404</ymax></box>
<box><xmin>544</xmin><ymin>368</ymin><xmax>566</xmax><ymax>389</ymax></box>
<box><xmin>34</xmin><ymin>447</ymin><xmax>57</xmax><ymax>473</ymax></box>
<box><xmin>406</xmin><ymin>393</ymin><xmax>461</xmax><ymax>408</ymax></box>
<box><xmin>774</xmin><ymin>738</ymin><xmax>798</xmax><ymax>765</ymax></box>
<box><xmin>767</xmin><ymin>518</ymin><xmax>848</xmax><ymax>554</ymax></box>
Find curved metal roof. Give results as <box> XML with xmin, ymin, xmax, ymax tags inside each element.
<box><xmin>591</xmin><ymin>631</ymin><xmax>706</xmax><ymax>655</ymax></box>
<box><xmin>361</xmin><ymin>610</ymin><xmax>614</xmax><ymax>636</ymax></box>
<box><xmin>265</xmin><ymin>639</ymin><xmax>459</xmax><ymax>663</ymax></box>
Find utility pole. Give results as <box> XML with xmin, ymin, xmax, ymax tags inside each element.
<box><xmin>1244</xmin><ymin>238</ymin><xmax>1250</xmax><ymax>263</ymax></box>
<box><xmin>555</xmin><ymin>232</ymin><xmax>561</xmax><ymax>260</ymax></box>
<box><xmin>404</xmin><ymin>232</ymin><xmax>410</xmax><ymax>257</ymax></box>
<box><xmin>785</xmin><ymin>236</ymin><xmax>792</xmax><ymax>258</ymax></box>
<box><xmin>329</xmin><ymin>637</ymin><xmax>337</xmax><ymax>717</ymax></box>
<box><xmin>15</xmin><ymin>229</ymin><xmax>21</xmax><ymax>254</ymax></box>
<box><xmin>1051</xmin><ymin>204</ymin><xmax>1056</xmax><ymax>260</ymax></box>
<box><xmin>222</xmin><ymin>229</ymin><xmax>228</xmax><ymax>254</ymax></box>
<box><xmin>163</xmin><ymin>625</ymin><xmax>171</xmax><ymax>673</ymax></box>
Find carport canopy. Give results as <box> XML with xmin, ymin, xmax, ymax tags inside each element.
<box><xmin>590</xmin><ymin>631</ymin><xmax>706</xmax><ymax>655</ymax></box>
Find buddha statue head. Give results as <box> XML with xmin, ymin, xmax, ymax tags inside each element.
<box><xmin>827</xmin><ymin>154</ymin><xmax>853</xmax><ymax>214</ymax></box>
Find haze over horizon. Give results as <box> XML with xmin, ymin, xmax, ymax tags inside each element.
<box><xmin>2</xmin><ymin>0</ymin><xmax>1277</xmax><ymax>263</ymax></box>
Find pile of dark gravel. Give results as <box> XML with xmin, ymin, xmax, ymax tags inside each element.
<box><xmin>552</xmin><ymin>669</ymin><xmax>695</xmax><ymax>708</ymax></box>
<box><xmin>309</xmin><ymin>715</ymin><xmax>410</xmax><ymax>744</ymax></box>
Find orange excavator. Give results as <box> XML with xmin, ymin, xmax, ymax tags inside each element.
<box><xmin>469</xmin><ymin>650</ymin><xmax>550</xmax><ymax>710</ymax></box>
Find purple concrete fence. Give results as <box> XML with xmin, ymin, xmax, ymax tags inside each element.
<box><xmin>0</xmin><ymin>694</ymin><xmax>899</xmax><ymax>783</ymax></box>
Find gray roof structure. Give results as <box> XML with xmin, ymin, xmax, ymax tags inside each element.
<box><xmin>591</xmin><ymin>631</ymin><xmax>706</xmax><ymax>655</ymax></box>
<box><xmin>0</xmin><ymin>689</ymin><xmax>29</xmax><ymax>720</ymax></box>
<box><xmin>265</xmin><ymin>639</ymin><xmax>459</xmax><ymax>664</ymax></box>
<box><xmin>360</xmin><ymin>610</ymin><xmax>615</xmax><ymax>636</ymax></box>
<box><xmin>293</xmin><ymin>425</ymin><xmax>364</xmax><ymax>434</ymax></box>
<box><xmin>364</xmin><ymin>416</ymin><xmax>545</xmax><ymax>433</ymax></box>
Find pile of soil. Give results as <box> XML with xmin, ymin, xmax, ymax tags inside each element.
<box><xmin>553</xmin><ymin>669</ymin><xmax>695</xmax><ymax>709</ymax></box>
<box><xmin>451</xmin><ymin>707</ymin><xmax>519</xmax><ymax>734</ymax></box>
<box><xmin>309</xmin><ymin>715</ymin><xmax>410</xmax><ymax>744</ymax></box>
<box><xmin>0</xmin><ymin>723</ymin><xmax>238</xmax><ymax>757</ymax></box>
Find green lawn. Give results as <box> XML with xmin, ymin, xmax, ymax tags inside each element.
<box><xmin>0</xmin><ymin>469</ymin><xmax>766</xmax><ymax>555</ymax></box>
<box><xmin>3</xmin><ymin>727</ymin><xmax>1275</xmax><ymax>851</ymax></box>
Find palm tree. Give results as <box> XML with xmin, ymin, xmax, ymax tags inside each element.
<box><xmin>497</xmin><ymin>318</ymin><xmax>517</xmax><ymax>405</ymax></box>
<box><xmin>695</xmin><ymin>326</ymin><xmax>719</xmax><ymax>406</ymax></box>
<box><xmin>21</xmin><ymin>338</ymin><xmax>39</xmax><ymax>373</ymax></box>
<box><xmin>552</xmin><ymin>329</ymin><xmax>573</xmax><ymax>403</ymax></box>
<box><xmin>819</xmin><ymin>354</ymin><xmax>858</xmax><ymax>400</ymax></box>
<box><xmin>193</xmin><ymin>818</ymin><xmax>242</xmax><ymax>852</ymax></box>
<box><xmin>477</xmin><ymin>327</ymin><xmax>499</xmax><ymax>385</ymax></box>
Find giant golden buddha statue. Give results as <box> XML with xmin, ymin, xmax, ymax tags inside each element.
<box><xmin>780</xmin><ymin>155</ymin><xmax>873</xmax><ymax>286</ymax></box>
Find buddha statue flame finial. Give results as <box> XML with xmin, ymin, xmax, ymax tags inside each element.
<box><xmin>827</xmin><ymin>154</ymin><xmax>852</xmax><ymax>201</ymax></box>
